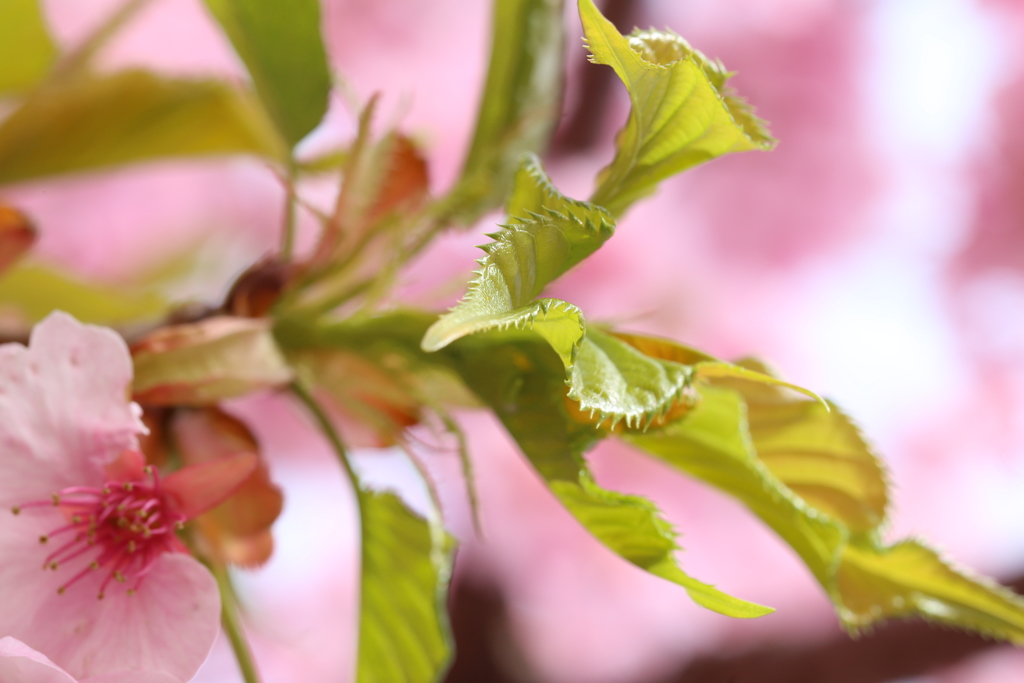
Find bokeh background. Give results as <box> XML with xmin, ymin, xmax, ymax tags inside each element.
<box><xmin>9</xmin><ymin>0</ymin><xmax>1024</xmax><ymax>681</ymax></box>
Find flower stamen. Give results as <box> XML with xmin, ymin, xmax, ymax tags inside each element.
<box><xmin>13</xmin><ymin>465</ymin><xmax>187</xmax><ymax>600</ymax></box>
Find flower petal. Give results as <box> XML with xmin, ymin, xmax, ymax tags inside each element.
<box><xmin>7</xmin><ymin>553</ymin><xmax>219</xmax><ymax>682</ymax></box>
<box><xmin>0</xmin><ymin>637</ymin><xmax>78</xmax><ymax>683</ymax></box>
<box><xmin>0</xmin><ymin>312</ymin><xmax>145</xmax><ymax>507</ymax></box>
<box><xmin>170</xmin><ymin>409</ymin><xmax>284</xmax><ymax>564</ymax></box>
<box><xmin>162</xmin><ymin>452</ymin><xmax>259</xmax><ymax>520</ymax></box>
<box><xmin>81</xmin><ymin>671</ymin><xmax>179</xmax><ymax>683</ymax></box>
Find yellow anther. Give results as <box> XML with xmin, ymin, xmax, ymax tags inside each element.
<box><xmin>122</xmin><ymin>482</ymin><xmax>133</xmax><ymax>491</ymax></box>
<box><xmin>89</xmin><ymin>561</ymin><xmax>99</xmax><ymax>570</ymax></box>
<box><xmin>57</xmin><ymin>587</ymin><xmax>65</xmax><ymax>595</ymax></box>
<box><xmin>71</xmin><ymin>515</ymin><xmax>81</xmax><ymax>523</ymax></box>
<box><xmin>114</xmin><ymin>572</ymin><xmax>126</xmax><ymax>583</ymax></box>
<box><xmin>51</xmin><ymin>494</ymin><xmax>60</xmax><ymax>505</ymax></box>
<box><xmin>49</xmin><ymin>562</ymin><xmax>58</xmax><ymax>570</ymax></box>
<box><xmin>11</xmin><ymin>506</ymin><xmax>20</xmax><ymax>515</ymax></box>
<box><xmin>39</xmin><ymin>535</ymin><xmax>48</xmax><ymax>544</ymax></box>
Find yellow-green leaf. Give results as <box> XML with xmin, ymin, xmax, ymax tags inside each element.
<box><xmin>629</xmin><ymin>386</ymin><xmax>846</xmax><ymax>586</ymax></box>
<box><xmin>285</xmin><ymin>313</ymin><xmax>770</xmax><ymax>617</ymax></box>
<box><xmin>631</xmin><ymin>384</ymin><xmax>1024</xmax><ymax>641</ymax></box>
<box><xmin>357</xmin><ymin>489</ymin><xmax>454</xmax><ymax>683</ymax></box>
<box><xmin>714</xmin><ymin>358</ymin><xmax>888</xmax><ymax>533</ymax></box>
<box><xmin>0</xmin><ymin>0</ymin><xmax>57</xmax><ymax>96</ymax></box>
<box><xmin>422</xmin><ymin>157</ymin><xmax>612</xmax><ymax>365</ymax></box>
<box><xmin>567</xmin><ymin>329</ymin><xmax>697</xmax><ymax>430</ymax></box>
<box><xmin>0</xmin><ymin>263</ymin><xmax>166</xmax><ymax>325</ymax></box>
<box><xmin>202</xmin><ymin>0</ymin><xmax>332</xmax><ymax>147</ymax></box>
<box><xmin>448</xmin><ymin>332</ymin><xmax>771</xmax><ymax>618</ymax></box>
<box><xmin>0</xmin><ymin>70</ymin><xmax>285</xmax><ymax>186</ymax></box>
<box><xmin>837</xmin><ymin>540</ymin><xmax>1024</xmax><ymax>642</ymax></box>
<box><xmin>579</xmin><ymin>0</ymin><xmax>774</xmax><ymax>217</ymax></box>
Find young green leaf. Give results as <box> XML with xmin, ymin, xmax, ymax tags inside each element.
<box><xmin>448</xmin><ymin>332</ymin><xmax>772</xmax><ymax>618</ymax></box>
<box><xmin>567</xmin><ymin>329</ymin><xmax>697</xmax><ymax>430</ymax></box>
<box><xmin>0</xmin><ymin>0</ymin><xmax>57</xmax><ymax>95</ymax></box>
<box><xmin>579</xmin><ymin>0</ymin><xmax>774</xmax><ymax>217</ymax></box>
<box><xmin>609</xmin><ymin>329</ymin><xmax>826</xmax><ymax>411</ymax></box>
<box><xmin>837</xmin><ymin>540</ymin><xmax>1024</xmax><ymax>642</ymax></box>
<box><xmin>0</xmin><ymin>70</ymin><xmax>285</xmax><ymax>186</ymax></box>
<box><xmin>444</xmin><ymin>0</ymin><xmax>565</xmax><ymax>224</ymax></box>
<box><xmin>422</xmin><ymin>157</ymin><xmax>613</xmax><ymax>365</ymax></box>
<box><xmin>202</xmin><ymin>0</ymin><xmax>332</xmax><ymax>147</ymax></box>
<box><xmin>628</xmin><ymin>386</ymin><xmax>847</xmax><ymax>586</ymax></box>
<box><xmin>357</xmin><ymin>489</ymin><xmax>454</xmax><ymax>683</ymax></box>
<box><xmin>0</xmin><ymin>263</ymin><xmax>167</xmax><ymax>324</ymax></box>
<box><xmin>712</xmin><ymin>358</ymin><xmax>888</xmax><ymax>533</ymax></box>
<box><xmin>630</xmin><ymin>385</ymin><xmax>1024</xmax><ymax>641</ymax></box>
<box><xmin>283</xmin><ymin>314</ymin><xmax>769</xmax><ymax>617</ymax></box>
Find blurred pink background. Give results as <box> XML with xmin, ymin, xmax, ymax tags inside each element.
<box><xmin>7</xmin><ymin>0</ymin><xmax>1024</xmax><ymax>681</ymax></box>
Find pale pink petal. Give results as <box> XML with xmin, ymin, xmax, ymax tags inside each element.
<box><xmin>162</xmin><ymin>453</ymin><xmax>259</xmax><ymax>520</ymax></box>
<box><xmin>0</xmin><ymin>312</ymin><xmax>145</xmax><ymax>508</ymax></box>
<box><xmin>0</xmin><ymin>637</ymin><xmax>78</xmax><ymax>683</ymax></box>
<box><xmin>81</xmin><ymin>671</ymin><xmax>180</xmax><ymax>683</ymax></box>
<box><xmin>8</xmin><ymin>553</ymin><xmax>219</xmax><ymax>683</ymax></box>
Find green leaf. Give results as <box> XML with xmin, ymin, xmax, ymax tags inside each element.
<box><xmin>0</xmin><ymin>70</ymin><xmax>285</xmax><ymax>186</ymax></box>
<box><xmin>132</xmin><ymin>317</ymin><xmax>294</xmax><ymax>405</ymax></box>
<box><xmin>567</xmin><ymin>329</ymin><xmax>697</xmax><ymax>430</ymax></box>
<box><xmin>628</xmin><ymin>386</ymin><xmax>846</xmax><ymax>586</ymax></box>
<box><xmin>711</xmin><ymin>358</ymin><xmax>888</xmax><ymax>533</ymax></box>
<box><xmin>0</xmin><ymin>0</ymin><xmax>57</xmax><ymax>96</ymax></box>
<box><xmin>357</xmin><ymin>489</ymin><xmax>454</xmax><ymax>683</ymax></box>
<box><xmin>422</xmin><ymin>157</ymin><xmax>613</xmax><ymax>365</ymax></box>
<box><xmin>609</xmin><ymin>329</ymin><xmax>825</xmax><ymax>409</ymax></box>
<box><xmin>837</xmin><ymin>540</ymin><xmax>1024</xmax><ymax>642</ymax></box>
<box><xmin>448</xmin><ymin>332</ymin><xmax>772</xmax><ymax>618</ymax></box>
<box><xmin>202</xmin><ymin>0</ymin><xmax>332</xmax><ymax>147</ymax></box>
<box><xmin>444</xmin><ymin>0</ymin><xmax>566</xmax><ymax>224</ymax></box>
<box><xmin>283</xmin><ymin>314</ymin><xmax>769</xmax><ymax>617</ymax></box>
<box><xmin>0</xmin><ymin>263</ymin><xmax>167</xmax><ymax>324</ymax></box>
<box><xmin>630</xmin><ymin>385</ymin><xmax>1024</xmax><ymax>641</ymax></box>
<box><xmin>579</xmin><ymin>0</ymin><xmax>774</xmax><ymax>217</ymax></box>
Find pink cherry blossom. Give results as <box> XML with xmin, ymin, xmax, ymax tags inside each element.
<box><xmin>0</xmin><ymin>312</ymin><xmax>240</xmax><ymax>683</ymax></box>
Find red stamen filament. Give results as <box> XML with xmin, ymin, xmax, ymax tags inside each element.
<box><xmin>11</xmin><ymin>466</ymin><xmax>185</xmax><ymax>599</ymax></box>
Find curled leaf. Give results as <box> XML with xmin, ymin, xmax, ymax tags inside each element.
<box><xmin>448</xmin><ymin>332</ymin><xmax>772</xmax><ymax>618</ymax></box>
<box><xmin>423</xmin><ymin>157</ymin><xmax>612</xmax><ymax>365</ymax></box>
<box><xmin>566</xmin><ymin>329</ymin><xmax>698</xmax><ymax>431</ymax></box>
<box><xmin>580</xmin><ymin>0</ymin><xmax>774</xmax><ymax>216</ymax></box>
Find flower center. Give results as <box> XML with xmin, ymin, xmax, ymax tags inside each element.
<box><xmin>10</xmin><ymin>466</ymin><xmax>185</xmax><ymax>599</ymax></box>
